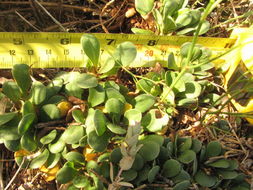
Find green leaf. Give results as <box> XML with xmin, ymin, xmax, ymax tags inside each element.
<box><xmin>12</xmin><ymin>64</ymin><xmax>32</xmax><ymax>94</ymax></box>
<box><xmin>124</xmin><ymin>109</ymin><xmax>142</xmax><ymax>125</ymax></box>
<box><xmin>98</xmin><ymin>57</ymin><xmax>116</xmax><ymax>74</ymax></box>
<box><xmin>46</xmin><ymin>78</ymin><xmax>64</xmax><ymax>98</ymax></box>
<box><xmin>31</xmin><ymin>81</ymin><xmax>47</xmax><ymax>105</ymax></box>
<box><xmin>206</xmin><ymin>141</ymin><xmax>222</xmax><ymax>158</ymax></box>
<box><xmin>56</xmin><ymin>163</ymin><xmax>77</xmax><ymax>184</ymax></box>
<box><xmin>107</xmin><ymin>123</ymin><xmax>126</xmax><ymax>135</ymax></box>
<box><xmin>175</xmin><ymin>11</ymin><xmax>192</xmax><ymax>29</ymax></box>
<box><xmin>40</xmin><ymin>104</ymin><xmax>61</xmax><ymax>121</ymax></box>
<box><xmin>65</xmin><ymin>82</ymin><xmax>84</xmax><ymax>99</ymax></box>
<box><xmin>135</xmin><ymin>166</ymin><xmax>150</xmax><ymax>184</ymax></box>
<box><xmin>87</xmin><ymin>130</ymin><xmax>109</xmax><ymax>152</ymax></box>
<box><xmin>131</xmin><ymin>28</ymin><xmax>154</xmax><ymax>34</ymax></box>
<box><xmin>172</xmin><ymin>170</ymin><xmax>191</xmax><ymax>183</ymax></box>
<box><xmin>121</xmin><ymin>169</ymin><xmax>137</xmax><ymax>182</ymax></box>
<box><xmin>191</xmin><ymin>139</ymin><xmax>202</xmax><ymax>153</ymax></box>
<box><xmin>140</xmin><ymin>135</ymin><xmax>164</xmax><ymax>146</ymax></box>
<box><xmin>106</xmin><ymin>88</ymin><xmax>126</xmax><ymax>103</ymax></box>
<box><xmin>73</xmin><ymin>175</ymin><xmax>89</xmax><ymax>188</ymax></box>
<box><xmin>4</xmin><ymin>139</ymin><xmax>21</xmax><ymax>152</ymax></box>
<box><xmin>131</xmin><ymin>153</ymin><xmax>144</xmax><ymax>171</ymax></box>
<box><xmin>227</xmin><ymin>159</ymin><xmax>239</xmax><ymax>170</ymax></box>
<box><xmin>46</xmin><ymin>153</ymin><xmax>61</xmax><ymax>168</ymax></box>
<box><xmin>162</xmin><ymin>159</ymin><xmax>182</xmax><ymax>178</ymax></box>
<box><xmin>110</xmin><ymin>147</ymin><xmax>122</xmax><ymax>163</ymax></box>
<box><xmin>104</xmin><ymin>81</ymin><xmax>120</xmax><ymax>90</ymax></box>
<box><xmin>18</xmin><ymin>113</ymin><xmax>36</xmax><ymax>135</ymax></box>
<box><xmin>30</xmin><ymin>149</ymin><xmax>49</xmax><ymax>169</ymax></box>
<box><xmin>68</xmin><ymin>184</ymin><xmax>81</xmax><ymax>190</ymax></box>
<box><xmin>93</xmin><ymin>109</ymin><xmax>106</xmax><ymax>136</ymax></box>
<box><xmin>134</xmin><ymin>94</ymin><xmax>156</xmax><ymax>113</ymax></box>
<box><xmin>160</xmin><ymin>86</ymin><xmax>175</xmax><ymax>105</ymax></box>
<box><xmin>2</xmin><ymin>81</ymin><xmax>21</xmax><ymax>102</ymax></box>
<box><xmin>88</xmin><ymin>84</ymin><xmax>105</xmax><ymax>107</ymax></box>
<box><xmin>49</xmin><ymin>137</ymin><xmax>66</xmax><ymax>154</ymax></box>
<box><xmin>201</xmin><ymin>93</ymin><xmax>221</xmax><ymax>106</ymax></box>
<box><xmin>165</xmin><ymin>71</ymin><xmax>185</xmax><ymax>93</ymax></box>
<box><xmin>40</xmin><ymin>130</ymin><xmax>57</xmax><ymax>145</ymax></box>
<box><xmin>194</xmin><ymin>170</ymin><xmax>217</xmax><ymax>187</ymax></box>
<box><xmin>167</xmin><ymin>52</ymin><xmax>178</xmax><ymax>70</ymax></box>
<box><xmin>173</xmin><ymin>180</ymin><xmax>190</xmax><ymax>190</ymax></box>
<box><xmin>114</xmin><ymin>42</ymin><xmax>137</xmax><ymax>67</ymax></box>
<box><xmin>72</xmin><ymin>109</ymin><xmax>85</xmax><ymax>124</ymax></box>
<box><xmin>61</xmin><ymin>125</ymin><xmax>85</xmax><ymax>144</ymax></box>
<box><xmin>148</xmin><ymin>165</ymin><xmax>160</xmax><ymax>183</ymax></box>
<box><xmin>81</xmin><ymin>34</ymin><xmax>100</xmax><ymax>66</ymax></box>
<box><xmin>158</xmin><ymin>146</ymin><xmax>170</xmax><ymax>160</ymax></box>
<box><xmin>139</xmin><ymin>141</ymin><xmax>160</xmax><ymax>161</ymax></box>
<box><xmin>189</xmin><ymin>9</ymin><xmax>201</xmax><ymax>25</ymax></box>
<box><xmin>45</xmin><ymin>95</ymin><xmax>65</xmax><ymax>105</ymax></box>
<box><xmin>163</xmin><ymin>16</ymin><xmax>177</xmax><ymax>34</ymax></box>
<box><xmin>105</xmin><ymin>98</ymin><xmax>124</xmax><ymax>123</ymax></box>
<box><xmin>180</xmin><ymin>43</ymin><xmax>202</xmax><ymax>61</ymax></box>
<box><xmin>198</xmin><ymin>21</ymin><xmax>210</xmax><ymax>35</ymax></box>
<box><xmin>21</xmin><ymin>132</ymin><xmax>37</xmax><ymax>152</ymax></box>
<box><xmin>142</xmin><ymin>109</ymin><xmax>169</xmax><ymax>132</ymax></box>
<box><xmin>177</xmin><ymin>27</ymin><xmax>196</xmax><ymax>35</ymax></box>
<box><xmin>75</xmin><ymin>73</ymin><xmax>98</xmax><ymax>89</ymax></box>
<box><xmin>86</xmin><ymin>160</ymin><xmax>99</xmax><ymax>172</ymax></box>
<box><xmin>79</xmin><ymin>136</ymin><xmax>87</xmax><ymax>147</ymax></box>
<box><xmin>180</xmin><ymin>81</ymin><xmax>202</xmax><ymax>99</ymax></box>
<box><xmin>0</xmin><ymin>112</ymin><xmax>17</xmax><ymax>126</ymax></box>
<box><xmin>21</xmin><ymin>101</ymin><xmax>36</xmax><ymax>116</ymax></box>
<box><xmin>163</xmin><ymin>0</ymin><xmax>179</xmax><ymax>17</ymax></box>
<box><xmin>206</xmin><ymin>159</ymin><xmax>230</xmax><ymax>168</ymax></box>
<box><xmin>135</xmin><ymin>0</ymin><xmax>154</xmax><ymax>16</ymax></box>
<box><xmin>136</xmin><ymin>79</ymin><xmax>154</xmax><ymax>93</ymax></box>
<box><xmin>65</xmin><ymin>152</ymin><xmax>85</xmax><ymax>164</ymax></box>
<box><xmin>0</xmin><ymin>124</ymin><xmax>21</xmax><ymax>141</ymax></box>
<box><xmin>177</xmin><ymin>98</ymin><xmax>198</xmax><ymax>109</ymax></box>
<box><xmin>178</xmin><ymin>137</ymin><xmax>192</xmax><ymax>152</ymax></box>
<box><xmin>85</xmin><ymin>108</ymin><xmax>96</xmax><ymax>134</ymax></box>
<box><xmin>178</xmin><ymin>150</ymin><xmax>196</xmax><ymax>164</ymax></box>
<box><xmin>217</xmin><ymin>170</ymin><xmax>238</xmax><ymax>179</ymax></box>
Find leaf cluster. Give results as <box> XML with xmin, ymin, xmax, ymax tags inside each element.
<box><xmin>133</xmin><ymin>0</ymin><xmax>210</xmax><ymax>35</ymax></box>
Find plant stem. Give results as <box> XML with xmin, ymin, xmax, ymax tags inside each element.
<box><xmin>161</xmin><ymin>0</ymin><xmax>222</xmax><ymax>103</ymax></box>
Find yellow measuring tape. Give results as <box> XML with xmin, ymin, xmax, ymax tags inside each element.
<box><xmin>1</xmin><ymin>29</ymin><xmax>253</xmax><ymax>123</ymax></box>
<box><xmin>0</xmin><ymin>32</ymin><xmax>236</xmax><ymax>69</ymax></box>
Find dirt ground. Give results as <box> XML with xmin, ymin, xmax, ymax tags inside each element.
<box><xmin>0</xmin><ymin>0</ymin><xmax>253</xmax><ymax>189</ymax></box>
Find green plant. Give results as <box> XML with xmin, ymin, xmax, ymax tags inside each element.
<box><xmin>108</xmin><ymin>134</ymin><xmax>250</xmax><ymax>189</ymax></box>
<box><xmin>133</xmin><ymin>0</ymin><xmax>210</xmax><ymax>35</ymax></box>
<box><xmin>81</xmin><ymin>34</ymin><xmax>137</xmax><ymax>77</ymax></box>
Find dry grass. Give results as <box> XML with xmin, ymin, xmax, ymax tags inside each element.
<box><xmin>0</xmin><ymin>0</ymin><xmax>252</xmax><ymax>189</ymax></box>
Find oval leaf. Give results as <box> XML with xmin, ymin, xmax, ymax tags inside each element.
<box><xmin>31</xmin><ymin>81</ymin><xmax>47</xmax><ymax>105</ymax></box>
<box><xmin>56</xmin><ymin>164</ymin><xmax>77</xmax><ymax>184</ymax></box>
<box><xmin>30</xmin><ymin>149</ymin><xmax>49</xmax><ymax>169</ymax></box>
<box><xmin>114</xmin><ymin>42</ymin><xmax>137</xmax><ymax>66</ymax></box>
<box><xmin>61</xmin><ymin>125</ymin><xmax>85</xmax><ymax>144</ymax></box>
<box><xmin>81</xmin><ymin>34</ymin><xmax>100</xmax><ymax>66</ymax></box>
<box><xmin>162</xmin><ymin>159</ymin><xmax>182</xmax><ymax>178</ymax></box>
<box><xmin>0</xmin><ymin>112</ymin><xmax>17</xmax><ymax>126</ymax></box>
<box><xmin>88</xmin><ymin>84</ymin><xmax>105</xmax><ymax>107</ymax></box>
<box><xmin>93</xmin><ymin>109</ymin><xmax>106</xmax><ymax>136</ymax></box>
<box><xmin>139</xmin><ymin>141</ymin><xmax>160</xmax><ymax>162</ymax></box>
<box><xmin>18</xmin><ymin>113</ymin><xmax>36</xmax><ymax>135</ymax></box>
<box><xmin>2</xmin><ymin>81</ymin><xmax>21</xmax><ymax>102</ymax></box>
<box><xmin>40</xmin><ymin>130</ymin><xmax>57</xmax><ymax>145</ymax></box>
<box><xmin>12</xmin><ymin>64</ymin><xmax>32</xmax><ymax>94</ymax></box>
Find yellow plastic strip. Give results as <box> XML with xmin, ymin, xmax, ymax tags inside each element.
<box><xmin>0</xmin><ymin>32</ymin><xmax>236</xmax><ymax>68</ymax></box>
